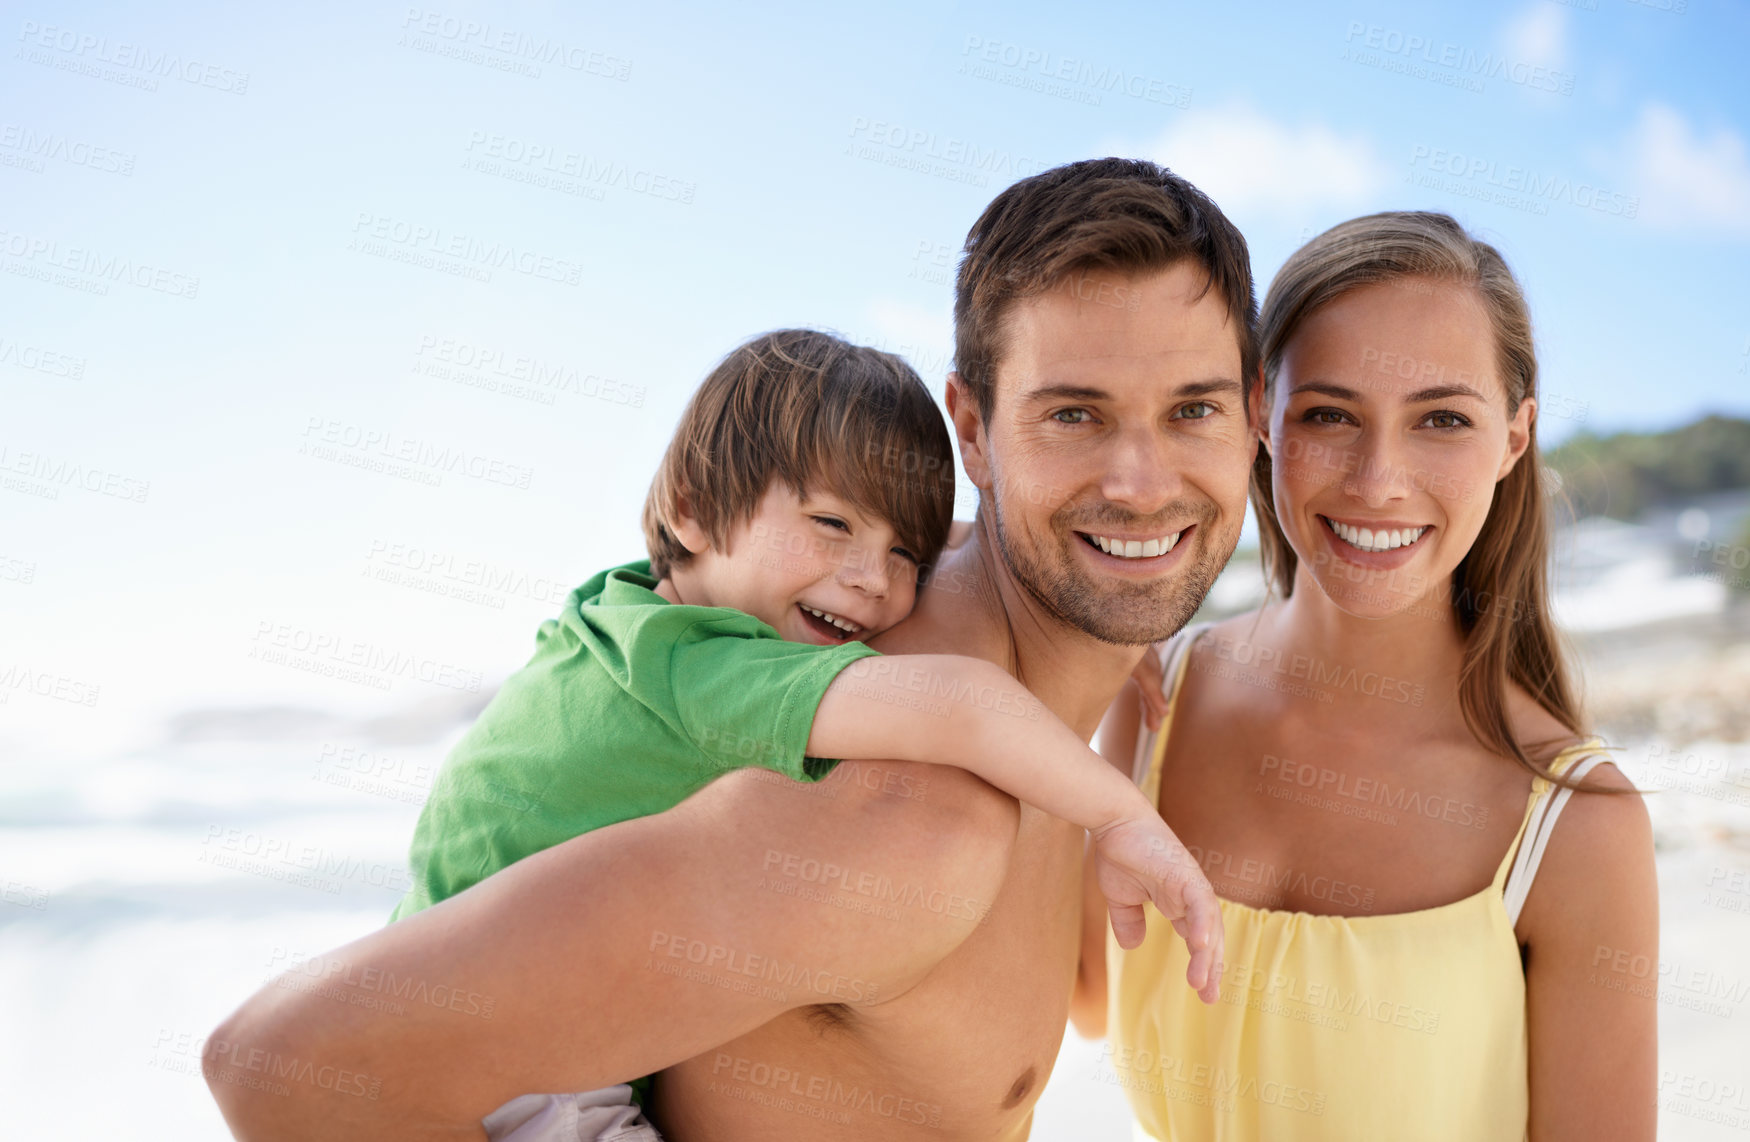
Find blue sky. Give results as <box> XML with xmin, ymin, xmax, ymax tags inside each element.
<box><xmin>3</xmin><ymin>0</ymin><xmax>1747</xmax><ymax>757</ymax></box>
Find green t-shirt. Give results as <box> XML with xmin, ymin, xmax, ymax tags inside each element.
<box><xmin>390</xmin><ymin>559</ymin><xmax>881</xmax><ymax>921</ymax></box>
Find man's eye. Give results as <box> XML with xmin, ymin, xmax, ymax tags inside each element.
<box><xmin>1052</xmin><ymin>408</ymin><xmax>1091</xmax><ymax>424</ymax></box>
<box><xmin>1173</xmin><ymin>401</ymin><xmax>1216</xmax><ymax>420</ymax></box>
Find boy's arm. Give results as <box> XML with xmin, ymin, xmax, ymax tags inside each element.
<box><xmin>809</xmin><ymin>654</ymin><xmax>1221</xmax><ymax>997</ymax></box>
<box><xmin>205</xmin><ymin>759</ymin><xmax>1019</xmax><ymax>1142</ymax></box>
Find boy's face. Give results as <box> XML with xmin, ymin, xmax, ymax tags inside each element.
<box><xmin>682</xmin><ymin>482</ymin><xmax>920</xmax><ymax>646</ymax></box>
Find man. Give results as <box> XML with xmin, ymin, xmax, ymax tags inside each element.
<box><xmin>205</xmin><ymin>157</ymin><xmax>1262</xmax><ymax>1141</ymax></box>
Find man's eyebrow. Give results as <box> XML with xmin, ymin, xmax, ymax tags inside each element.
<box><xmin>1020</xmin><ymin>377</ymin><xmax>1242</xmax><ymax>403</ymax></box>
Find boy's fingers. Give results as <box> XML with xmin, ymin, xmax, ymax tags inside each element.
<box><xmin>1108</xmin><ymin>902</ymin><xmax>1147</xmax><ymax>950</ymax></box>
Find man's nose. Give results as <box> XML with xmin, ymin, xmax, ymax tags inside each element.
<box><xmin>1098</xmin><ymin>426</ymin><xmax>1185</xmax><ymax>516</ymax></box>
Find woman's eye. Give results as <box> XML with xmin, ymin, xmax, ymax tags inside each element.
<box><xmin>1052</xmin><ymin>408</ymin><xmax>1091</xmax><ymax>425</ymax></box>
<box><xmin>1422</xmin><ymin>410</ymin><xmax>1471</xmax><ymax>430</ymax></box>
<box><xmin>1302</xmin><ymin>407</ymin><xmax>1352</xmax><ymax>426</ymax></box>
<box><xmin>1173</xmin><ymin>401</ymin><xmax>1216</xmax><ymax>421</ymax></box>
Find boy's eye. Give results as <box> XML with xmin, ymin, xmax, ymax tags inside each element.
<box><xmin>1052</xmin><ymin>408</ymin><xmax>1091</xmax><ymax>425</ymax></box>
<box><xmin>1173</xmin><ymin>401</ymin><xmax>1217</xmax><ymax>421</ymax></box>
<box><xmin>812</xmin><ymin>516</ymin><xmax>849</xmax><ymax>531</ymax></box>
<box><xmin>891</xmin><ymin>547</ymin><xmax>918</xmax><ymax>564</ymax></box>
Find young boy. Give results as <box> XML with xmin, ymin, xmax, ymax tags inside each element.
<box><xmin>390</xmin><ymin>329</ymin><xmax>1220</xmax><ymax>1138</ymax></box>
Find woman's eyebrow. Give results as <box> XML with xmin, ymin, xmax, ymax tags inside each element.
<box><xmin>1289</xmin><ymin>380</ymin><xmax>1490</xmax><ymax>402</ymax></box>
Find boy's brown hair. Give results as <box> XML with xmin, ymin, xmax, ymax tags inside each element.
<box><xmin>642</xmin><ymin>329</ymin><xmax>955</xmax><ymax>580</ymax></box>
<box><xmin>953</xmin><ymin>157</ymin><xmax>1260</xmax><ymax>421</ymax></box>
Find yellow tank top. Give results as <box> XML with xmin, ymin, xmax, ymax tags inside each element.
<box><xmin>1106</xmin><ymin>628</ymin><xmax>1602</xmax><ymax>1142</ymax></box>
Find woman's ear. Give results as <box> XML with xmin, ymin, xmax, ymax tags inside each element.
<box><xmin>1496</xmin><ymin>396</ymin><xmax>1536</xmax><ymax>482</ymax></box>
<box><xmin>665</xmin><ymin>488</ymin><xmax>713</xmax><ymax>555</ymax></box>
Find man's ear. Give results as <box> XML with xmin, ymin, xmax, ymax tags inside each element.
<box><xmin>665</xmin><ymin>488</ymin><xmax>713</xmax><ymax>555</ymax></box>
<box><xmin>1497</xmin><ymin>396</ymin><xmax>1536</xmax><ymax>482</ymax></box>
<box><xmin>945</xmin><ymin>371</ymin><xmax>993</xmax><ymax>491</ymax></box>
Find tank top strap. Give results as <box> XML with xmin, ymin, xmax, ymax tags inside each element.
<box><xmin>1490</xmin><ymin>738</ymin><xmax>1609</xmax><ymax>893</ymax></box>
<box><xmin>1135</xmin><ymin>621</ymin><xmax>1214</xmax><ymax>803</ymax></box>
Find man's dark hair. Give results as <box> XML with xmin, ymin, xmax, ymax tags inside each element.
<box><xmin>953</xmin><ymin>157</ymin><xmax>1259</xmax><ymax>420</ymax></box>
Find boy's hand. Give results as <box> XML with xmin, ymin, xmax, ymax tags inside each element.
<box><xmin>1089</xmin><ymin>814</ymin><xmax>1224</xmax><ymax>1004</ymax></box>
<box><xmin>1129</xmin><ymin>645</ymin><xmax>1170</xmax><ymax>732</ymax></box>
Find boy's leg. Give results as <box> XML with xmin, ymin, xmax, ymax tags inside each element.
<box><xmin>484</xmin><ymin>1086</ymin><xmax>664</xmax><ymax>1142</ymax></box>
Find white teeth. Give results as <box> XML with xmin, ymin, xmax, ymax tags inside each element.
<box><xmin>803</xmin><ymin>606</ymin><xmax>860</xmax><ymax>633</ymax></box>
<box><xmin>1327</xmin><ymin>519</ymin><xmax>1427</xmax><ymax>553</ymax></box>
<box><xmin>1087</xmin><ymin>531</ymin><xmax>1183</xmax><ymax>559</ymax></box>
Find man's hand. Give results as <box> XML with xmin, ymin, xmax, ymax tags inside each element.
<box><xmin>1088</xmin><ymin>813</ymin><xmax>1223</xmax><ymax>1003</ymax></box>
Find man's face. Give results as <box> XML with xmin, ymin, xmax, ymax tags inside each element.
<box><xmin>951</xmin><ymin>263</ymin><xmax>1257</xmax><ymax>645</ymax></box>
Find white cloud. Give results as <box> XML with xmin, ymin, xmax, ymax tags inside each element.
<box><xmin>1129</xmin><ymin>105</ymin><xmax>1393</xmax><ymax>221</ymax></box>
<box><xmin>1502</xmin><ymin>4</ymin><xmax>1568</xmax><ymax>74</ymax></box>
<box><xmin>1622</xmin><ymin>103</ymin><xmax>1750</xmax><ymax>236</ymax></box>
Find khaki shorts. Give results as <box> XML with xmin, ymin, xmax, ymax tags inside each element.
<box><xmin>484</xmin><ymin>1085</ymin><xmax>664</xmax><ymax>1142</ymax></box>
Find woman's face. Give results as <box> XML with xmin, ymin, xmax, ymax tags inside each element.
<box><xmin>1266</xmin><ymin>277</ymin><xmax>1534</xmax><ymax>619</ymax></box>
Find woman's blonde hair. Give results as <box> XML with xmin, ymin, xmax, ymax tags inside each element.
<box><xmin>1252</xmin><ymin>211</ymin><xmax>1593</xmax><ymax>785</ymax></box>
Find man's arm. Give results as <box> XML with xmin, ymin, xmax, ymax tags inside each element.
<box><xmin>205</xmin><ymin>760</ymin><xmax>1019</xmax><ymax>1142</ymax></box>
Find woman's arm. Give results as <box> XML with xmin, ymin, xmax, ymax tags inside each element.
<box><xmin>1069</xmin><ymin>678</ymin><xmax>1147</xmax><ymax>1037</ymax></box>
<box><xmin>810</xmin><ymin>654</ymin><xmax>1220</xmax><ymax>995</ymax></box>
<box><xmin>1521</xmin><ymin>762</ymin><xmax>1658</xmax><ymax>1142</ymax></box>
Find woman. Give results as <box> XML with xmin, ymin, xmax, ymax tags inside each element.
<box><xmin>1073</xmin><ymin>212</ymin><xmax>1657</xmax><ymax>1141</ymax></box>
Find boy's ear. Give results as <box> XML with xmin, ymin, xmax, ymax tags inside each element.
<box><xmin>665</xmin><ymin>488</ymin><xmax>713</xmax><ymax>555</ymax></box>
<box><xmin>945</xmin><ymin>372</ymin><xmax>992</xmax><ymax>492</ymax></box>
